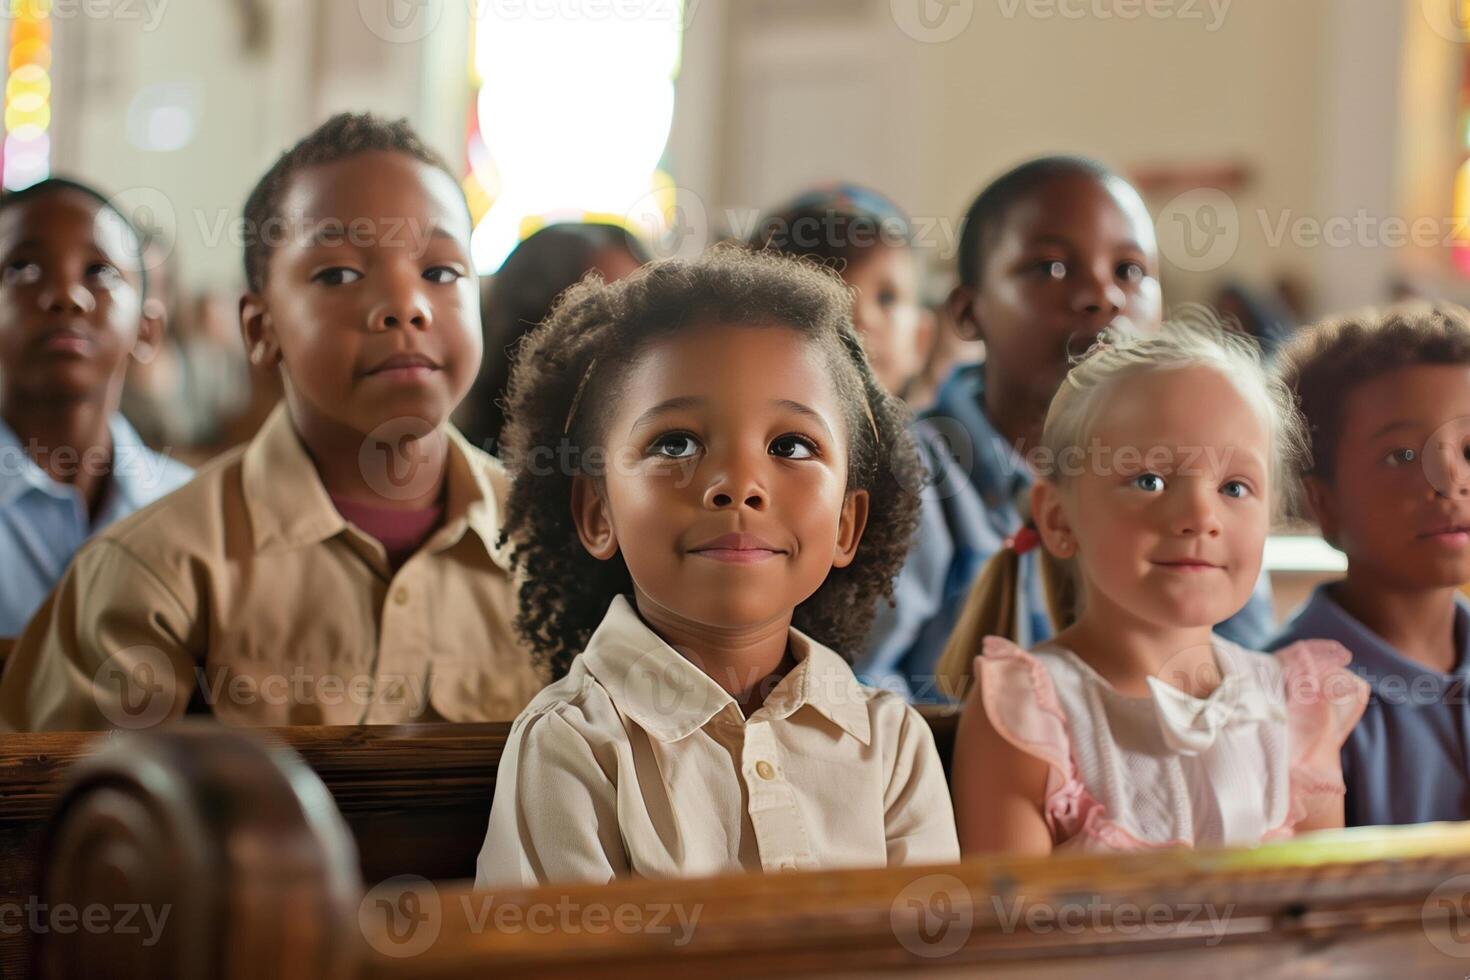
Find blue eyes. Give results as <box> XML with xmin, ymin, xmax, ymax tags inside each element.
<box><xmin>650</xmin><ymin>433</ymin><xmax>819</xmax><ymax>461</ymax></box>
<box><xmin>1131</xmin><ymin>473</ymin><xmax>1250</xmax><ymax>498</ymax></box>
<box><xmin>1134</xmin><ymin>473</ymin><xmax>1165</xmax><ymax>493</ymax></box>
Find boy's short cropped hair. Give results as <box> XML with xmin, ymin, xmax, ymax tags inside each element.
<box><xmin>1276</xmin><ymin>302</ymin><xmax>1470</xmax><ymax>482</ymax></box>
<box><xmin>240</xmin><ymin>112</ymin><xmax>456</xmax><ymax>293</ymax></box>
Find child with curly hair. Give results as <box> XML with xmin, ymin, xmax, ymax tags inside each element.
<box><xmin>475</xmin><ymin>247</ymin><xmax>958</xmax><ymax>886</ymax></box>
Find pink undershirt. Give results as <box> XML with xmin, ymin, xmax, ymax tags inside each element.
<box><xmin>330</xmin><ymin>493</ymin><xmax>445</xmax><ymax>571</ymax></box>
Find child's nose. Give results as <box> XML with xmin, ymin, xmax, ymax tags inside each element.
<box><xmin>370</xmin><ymin>295</ymin><xmax>431</xmax><ymax>332</ymax></box>
<box><xmin>38</xmin><ymin>278</ymin><xmax>95</xmax><ymax>316</ymax></box>
<box><xmin>1171</xmin><ymin>487</ymin><xmax>1223</xmax><ymax>537</ymax></box>
<box><xmin>1070</xmin><ymin>264</ymin><xmax>1125</xmax><ymax>317</ymax></box>
<box><xmin>702</xmin><ymin>459</ymin><xmax>767</xmax><ymax>511</ymax></box>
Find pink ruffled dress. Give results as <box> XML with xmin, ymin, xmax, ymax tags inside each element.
<box><xmin>976</xmin><ymin>637</ymin><xmax>1368</xmax><ymax>851</ymax></box>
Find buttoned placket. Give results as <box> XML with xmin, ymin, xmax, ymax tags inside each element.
<box><xmin>717</xmin><ymin>706</ymin><xmax>816</xmax><ymax>874</ymax></box>
<box><xmin>357</xmin><ymin>531</ymin><xmax>435</xmax><ymax>725</ymax></box>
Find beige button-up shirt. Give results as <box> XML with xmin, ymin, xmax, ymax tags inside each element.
<box><xmin>476</xmin><ymin>595</ymin><xmax>958</xmax><ymax>887</ymax></box>
<box><xmin>0</xmin><ymin>405</ymin><xmax>545</xmax><ymax>731</ymax></box>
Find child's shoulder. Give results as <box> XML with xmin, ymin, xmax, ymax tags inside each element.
<box><xmin>508</xmin><ymin>655</ymin><xmax>628</xmax><ymax>746</ymax></box>
<box><xmin>90</xmin><ymin>442</ymin><xmax>249</xmax><ymax>563</ymax></box>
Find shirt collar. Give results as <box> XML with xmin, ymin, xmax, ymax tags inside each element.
<box><xmin>0</xmin><ymin>413</ymin><xmax>168</xmax><ymax>510</ymax></box>
<box><xmin>926</xmin><ymin>362</ymin><xmax>1032</xmax><ymax>512</ymax></box>
<box><xmin>101</xmin><ymin>414</ymin><xmax>170</xmax><ymax>512</ymax></box>
<box><xmin>0</xmin><ymin>416</ymin><xmax>53</xmax><ymax>505</ymax></box>
<box><xmin>1285</xmin><ymin>582</ymin><xmax>1470</xmax><ymax>680</ymax></box>
<box><xmin>580</xmin><ymin>594</ymin><xmax>873</xmax><ymax>745</ymax></box>
<box><xmin>241</xmin><ymin>405</ymin><xmax>510</xmax><ymax>570</ymax></box>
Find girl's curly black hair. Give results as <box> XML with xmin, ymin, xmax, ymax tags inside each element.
<box><xmin>497</xmin><ymin>245</ymin><xmax>924</xmax><ymax>680</ymax></box>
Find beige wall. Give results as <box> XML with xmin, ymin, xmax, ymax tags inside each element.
<box><xmin>48</xmin><ymin>0</ymin><xmax>1464</xmax><ymax>316</ymax></box>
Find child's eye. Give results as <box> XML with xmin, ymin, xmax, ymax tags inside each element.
<box><xmin>1220</xmin><ymin>480</ymin><xmax>1250</xmax><ymax>499</ymax></box>
<box><xmin>423</xmin><ymin>266</ymin><xmax>462</xmax><ymax>284</ymax></box>
<box><xmin>1118</xmin><ymin>261</ymin><xmax>1146</xmax><ymax>283</ymax></box>
<box><xmin>1385</xmin><ymin>447</ymin><xmax>1417</xmax><ymax>466</ymax></box>
<box><xmin>86</xmin><ymin>262</ymin><xmax>122</xmax><ymax>284</ymax></box>
<box><xmin>3</xmin><ymin>260</ymin><xmax>40</xmax><ymax>285</ymax></box>
<box><xmin>1037</xmin><ymin>260</ymin><xmax>1067</xmax><ymax>280</ymax></box>
<box><xmin>313</xmin><ymin>267</ymin><xmax>363</xmax><ymax>286</ymax></box>
<box><xmin>650</xmin><ymin>432</ymin><xmax>701</xmax><ymax>459</ymax></box>
<box><xmin>1133</xmin><ymin>472</ymin><xmax>1166</xmax><ymax>492</ymax></box>
<box><xmin>770</xmin><ymin>434</ymin><xmax>817</xmax><ymax>460</ymax></box>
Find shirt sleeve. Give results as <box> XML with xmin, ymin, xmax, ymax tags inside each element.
<box><xmin>883</xmin><ymin>703</ymin><xmax>960</xmax><ymax>866</ymax></box>
<box><xmin>476</xmin><ymin>707</ymin><xmax>630</xmax><ymax>888</ymax></box>
<box><xmin>0</xmin><ymin>539</ymin><xmax>197</xmax><ymax>732</ymax></box>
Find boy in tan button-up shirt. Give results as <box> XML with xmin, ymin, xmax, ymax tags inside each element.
<box><xmin>0</xmin><ymin>114</ymin><xmax>544</xmax><ymax>730</ymax></box>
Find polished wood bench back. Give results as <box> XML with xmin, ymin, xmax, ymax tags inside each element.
<box><xmin>31</xmin><ymin>726</ymin><xmax>1470</xmax><ymax>980</ymax></box>
<box><xmin>0</xmin><ymin>708</ymin><xmax>958</xmax><ymax>978</ymax></box>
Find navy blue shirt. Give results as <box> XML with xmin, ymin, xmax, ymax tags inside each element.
<box><xmin>1270</xmin><ymin>583</ymin><xmax>1470</xmax><ymax>826</ymax></box>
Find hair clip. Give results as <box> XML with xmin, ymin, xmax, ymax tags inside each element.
<box><xmin>563</xmin><ymin>356</ymin><xmax>599</xmax><ymax>436</ymax></box>
<box><xmin>1005</xmin><ymin>525</ymin><xmax>1041</xmax><ymax>555</ymax></box>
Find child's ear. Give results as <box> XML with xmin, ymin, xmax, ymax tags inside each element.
<box><xmin>570</xmin><ymin>473</ymin><xmax>620</xmax><ymax>560</ymax></box>
<box><xmin>944</xmin><ymin>283</ymin><xmax>983</xmax><ymax>343</ymax></box>
<box><xmin>130</xmin><ymin>297</ymin><xmax>167</xmax><ymax>365</ymax></box>
<box><xmin>830</xmin><ymin>488</ymin><xmax>871</xmax><ymax>569</ymax></box>
<box><xmin>1031</xmin><ymin>480</ymin><xmax>1077</xmax><ymax>559</ymax></box>
<box><xmin>1301</xmin><ymin>474</ymin><xmax>1341</xmax><ymax>550</ymax></box>
<box><xmin>239</xmin><ymin>293</ymin><xmax>282</xmax><ymax>370</ymax></box>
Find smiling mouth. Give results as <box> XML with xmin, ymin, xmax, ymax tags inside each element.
<box><xmin>688</xmin><ymin>532</ymin><xmax>788</xmax><ymax>564</ymax></box>
<box><xmin>1420</xmin><ymin>525</ymin><xmax>1470</xmax><ymax>543</ymax></box>
<box><xmin>1151</xmin><ymin>560</ymin><xmax>1224</xmax><ymax>573</ymax></box>
<box><xmin>362</xmin><ymin>353</ymin><xmax>442</xmax><ymax>378</ymax></box>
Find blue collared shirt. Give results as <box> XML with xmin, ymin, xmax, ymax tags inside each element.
<box><xmin>0</xmin><ymin>414</ymin><xmax>192</xmax><ymax>636</ymax></box>
<box><xmin>857</xmin><ymin>362</ymin><xmax>1276</xmax><ymax>703</ymax></box>
<box><xmin>1270</xmin><ymin>583</ymin><xmax>1470</xmax><ymax>827</ymax></box>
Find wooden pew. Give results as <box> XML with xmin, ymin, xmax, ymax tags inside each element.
<box><xmin>0</xmin><ymin>708</ymin><xmax>960</xmax><ymax>978</ymax></box>
<box><xmin>33</xmin><ymin>726</ymin><xmax>1470</xmax><ymax>979</ymax></box>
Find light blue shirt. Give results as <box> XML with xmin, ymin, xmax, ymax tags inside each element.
<box><xmin>0</xmin><ymin>414</ymin><xmax>193</xmax><ymax>636</ymax></box>
<box><xmin>858</xmin><ymin>362</ymin><xmax>1276</xmax><ymax>703</ymax></box>
<box><xmin>1270</xmin><ymin>583</ymin><xmax>1470</xmax><ymax>827</ymax></box>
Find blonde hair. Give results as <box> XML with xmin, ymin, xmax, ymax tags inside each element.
<box><xmin>936</xmin><ymin>312</ymin><xmax>1308</xmax><ymax>698</ymax></box>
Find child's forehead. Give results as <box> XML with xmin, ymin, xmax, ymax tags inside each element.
<box><xmin>614</xmin><ymin>322</ymin><xmax>846</xmax><ymax>412</ymax></box>
<box><xmin>1341</xmin><ymin>363</ymin><xmax>1470</xmax><ymax>434</ymax></box>
<box><xmin>0</xmin><ymin>189</ymin><xmax>140</xmax><ymax>267</ymax></box>
<box><xmin>995</xmin><ymin>174</ymin><xmax>1154</xmax><ymax>252</ymax></box>
<box><xmin>1090</xmin><ymin>366</ymin><xmax>1269</xmax><ymax>454</ymax></box>
<box><xmin>277</xmin><ymin>151</ymin><xmax>472</xmax><ymax>241</ymax></box>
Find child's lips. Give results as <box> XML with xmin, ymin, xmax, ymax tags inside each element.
<box><xmin>361</xmin><ymin>352</ymin><xmax>442</xmax><ymax>381</ymax></box>
<box><xmin>36</xmin><ymin>328</ymin><xmax>94</xmax><ymax>356</ymax></box>
<box><xmin>1150</xmin><ymin>559</ymin><xmax>1224</xmax><ymax>573</ymax></box>
<box><xmin>688</xmin><ymin>532</ymin><xmax>787</xmax><ymax>564</ymax></box>
<box><xmin>1419</xmin><ymin>524</ymin><xmax>1470</xmax><ymax>547</ymax></box>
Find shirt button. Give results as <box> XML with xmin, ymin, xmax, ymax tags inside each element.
<box><xmin>755</xmin><ymin>761</ymin><xmax>776</xmax><ymax>780</ymax></box>
<box><xmin>393</xmin><ymin>587</ymin><xmax>410</xmax><ymax>606</ymax></box>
